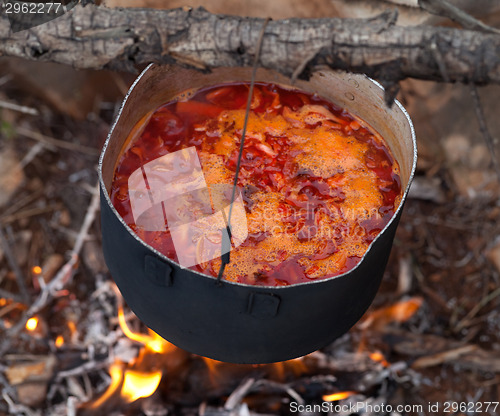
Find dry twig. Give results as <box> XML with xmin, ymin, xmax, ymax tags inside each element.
<box><xmin>418</xmin><ymin>0</ymin><xmax>500</xmax><ymax>34</ymax></box>
<box><xmin>0</xmin><ymin>100</ymin><xmax>39</xmax><ymax>116</ymax></box>
<box><xmin>16</xmin><ymin>127</ymin><xmax>100</xmax><ymax>156</ymax></box>
<box><xmin>224</xmin><ymin>378</ymin><xmax>255</xmax><ymax>411</ymax></box>
<box><xmin>470</xmin><ymin>86</ymin><xmax>500</xmax><ymax>183</ymax></box>
<box><xmin>0</xmin><ymin>204</ymin><xmax>62</xmax><ymax>225</ymax></box>
<box><xmin>222</xmin><ymin>377</ymin><xmax>304</xmax><ymax>416</ymax></box>
<box><xmin>454</xmin><ymin>286</ymin><xmax>500</xmax><ymax>332</ymax></box>
<box><xmin>412</xmin><ymin>344</ymin><xmax>478</xmax><ymax>368</ymax></box>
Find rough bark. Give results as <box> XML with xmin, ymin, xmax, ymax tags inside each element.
<box><xmin>1</xmin><ymin>4</ymin><xmax>500</xmax><ymax>86</ymax></box>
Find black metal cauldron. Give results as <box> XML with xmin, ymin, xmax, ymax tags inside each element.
<box><xmin>99</xmin><ymin>64</ymin><xmax>417</xmax><ymax>364</ymax></box>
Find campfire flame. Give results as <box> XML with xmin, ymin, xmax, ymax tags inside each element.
<box><xmin>271</xmin><ymin>357</ymin><xmax>308</xmax><ymax>380</ymax></box>
<box><xmin>117</xmin><ymin>305</ymin><xmax>174</xmax><ymax>354</ymax></box>
<box><xmin>201</xmin><ymin>356</ymin><xmax>224</xmax><ymax>385</ymax></box>
<box><xmin>323</xmin><ymin>391</ymin><xmax>355</xmax><ymax>401</ymax></box>
<box><xmin>91</xmin><ymin>363</ymin><xmax>123</xmax><ymax>408</ymax></box>
<box><xmin>91</xmin><ymin>303</ymin><xmax>172</xmax><ymax>408</ymax></box>
<box><xmin>121</xmin><ymin>368</ymin><xmax>162</xmax><ymax>402</ymax></box>
<box><xmin>91</xmin><ymin>285</ymin><xmax>313</xmax><ymax>410</ymax></box>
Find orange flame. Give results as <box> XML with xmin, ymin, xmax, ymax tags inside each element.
<box><xmin>270</xmin><ymin>358</ymin><xmax>307</xmax><ymax>380</ymax></box>
<box><xmin>91</xmin><ymin>292</ymin><xmax>176</xmax><ymax>408</ymax></box>
<box><xmin>323</xmin><ymin>391</ymin><xmax>355</xmax><ymax>401</ymax></box>
<box><xmin>91</xmin><ymin>362</ymin><xmax>124</xmax><ymax>408</ymax></box>
<box><xmin>117</xmin><ymin>305</ymin><xmax>173</xmax><ymax>354</ymax></box>
<box><xmin>32</xmin><ymin>266</ymin><xmax>42</xmax><ymax>275</ymax></box>
<box><xmin>90</xmin><ymin>303</ymin><xmax>173</xmax><ymax>405</ymax></box>
<box><xmin>272</xmin><ymin>361</ymin><xmax>285</xmax><ymax>380</ymax></box>
<box><xmin>26</xmin><ymin>317</ymin><xmax>38</xmax><ymax>331</ymax></box>
<box><xmin>121</xmin><ymin>369</ymin><xmax>162</xmax><ymax>403</ymax></box>
<box><xmin>202</xmin><ymin>356</ymin><xmax>223</xmax><ymax>372</ymax></box>
<box><xmin>284</xmin><ymin>357</ymin><xmax>307</xmax><ymax>375</ymax></box>
<box><xmin>90</xmin><ymin>360</ymin><xmax>163</xmax><ymax>407</ymax></box>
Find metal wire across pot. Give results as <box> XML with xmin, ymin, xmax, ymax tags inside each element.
<box><xmin>99</xmin><ymin>64</ymin><xmax>417</xmax><ymax>364</ymax></box>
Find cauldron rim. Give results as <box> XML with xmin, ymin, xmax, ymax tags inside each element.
<box><xmin>98</xmin><ymin>63</ymin><xmax>417</xmax><ymax>290</ymax></box>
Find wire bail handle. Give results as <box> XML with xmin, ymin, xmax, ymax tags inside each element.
<box><xmin>216</xmin><ymin>18</ymin><xmax>271</xmax><ymax>283</ymax></box>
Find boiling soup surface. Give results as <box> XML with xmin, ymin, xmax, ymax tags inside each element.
<box><xmin>111</xmin><ymin>82</ymin><xmax>402</xmax><ymax>286</ymax></box>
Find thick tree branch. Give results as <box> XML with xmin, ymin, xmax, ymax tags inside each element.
<box><xmin>1</xmin><ymin>4</ymin><xmax>500</xmax><ymax>85</ymax></box>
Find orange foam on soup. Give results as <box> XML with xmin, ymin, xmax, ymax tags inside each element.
<box><xmin>111</xmin><ymin>82</ymin><xmax>402</xmax><ymax>286</ymax></box>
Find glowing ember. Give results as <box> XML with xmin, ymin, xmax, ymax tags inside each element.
<box><xmin>55</xmin><ymin>335</ymin><xmax>64</xmax><ymax>348</ymax></box>
<box><xmin>369</xmin><ymin>351</ymin><xmax>389</xmax><ymax>367</ymax></box>
<box><xmin>323</xmin><ymin>391</ymin><xmax>355</xmax><ymax>401</ymax></box>
<box><xmin>25</xmin><ymin>317</ymin><xmax>38</xmax><ymax>331</ymax></box>
<box><xmin>121</xmin><ymin>369</ymin><xmax>162</xmax><ymax>403</ymax></box>
<box><xmin>32</xmin><ymin>266</ymin><xmax>42</xmax><ymax>275</ymax></box>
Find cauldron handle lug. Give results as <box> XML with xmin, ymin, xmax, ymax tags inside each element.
<box><xmin>246</xmin><ymin>292</ymin><xmax>281</xmax><ymax>319</ymax></box>
<box><xmin>144</xmin><ymin>254</ymin><xmax>173</xmax><ymax>287</ymax></box>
